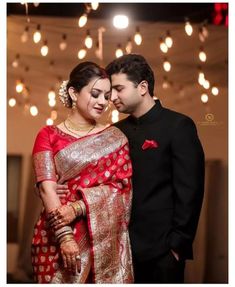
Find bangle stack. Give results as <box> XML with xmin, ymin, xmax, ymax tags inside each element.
<box><xmin>70</xmin><ymin>200</ymin><xmax>86</xmax><ymax>217</ymax></box>
<box><xmin>54</xmin><ymin>226</ymin><xmax>74</xmax><ymax>244</ymax></box>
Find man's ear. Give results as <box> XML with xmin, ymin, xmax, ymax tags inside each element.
<box><xmin>138</xmin><ymin>80</ymin><xmax>149</xmax><ymax>96</ymax></box>
<box><xmin>68</xmin><ymin>87</ymin><xmax>78</xmax><ymax>102</ymax></box>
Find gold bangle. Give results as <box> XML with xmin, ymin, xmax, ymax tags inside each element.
<box><xmin>70</xmin><ymin>201</ymin><xmax>82</xmax><ymax>217</ymax></box>
<box><xmin>78</xmin><ymin>200</ymin><xmax>86</xmax><ymax>217</ymax></box>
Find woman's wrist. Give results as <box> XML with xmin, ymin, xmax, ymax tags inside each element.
<box><xmin>70</xmin><ymin>200</ymin><xmax>86</xmax><ymax>217</ymax></box>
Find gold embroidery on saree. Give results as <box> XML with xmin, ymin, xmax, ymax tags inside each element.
<box><xmin>33</xmin><ymin>151</ymin><xmax>57</xmax><ymax>182</ymax></box>
<box><xmin>55</xmin><ymin>127</ymin><xmax>128</xmax><ymax>183</ymax></box>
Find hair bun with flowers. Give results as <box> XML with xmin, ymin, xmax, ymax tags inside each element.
<box><xmin>58</xmin><ymin>80</ymin><xmax>71</xmax><ymax>108</ymax></box>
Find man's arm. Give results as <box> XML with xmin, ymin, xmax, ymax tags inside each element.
<box><xmin>168</xmin><ymin>116</ymin><xmax>205</xmax><ymax>259</ymax></box>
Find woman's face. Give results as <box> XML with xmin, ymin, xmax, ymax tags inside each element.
<box><xmin>75</xmin><ymin>77</ymin><xmax>111</xmax><ymax>120</ymax></box>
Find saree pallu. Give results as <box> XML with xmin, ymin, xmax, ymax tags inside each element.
<box><xmin>32</xmin><ymin>126</ymin><xmax>134</xmax><ymax>283</ymax></box>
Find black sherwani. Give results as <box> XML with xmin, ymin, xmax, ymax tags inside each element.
<box><xmin>114</xmin><ymin>100</ymin><xmax>205</xmax><ymax>282</ymax></box>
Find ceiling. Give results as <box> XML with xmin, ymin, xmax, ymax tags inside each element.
<box><xmin>7</xmin><ymin>3</ymin><xmax>228</xmax><ymax>125</ymax></box>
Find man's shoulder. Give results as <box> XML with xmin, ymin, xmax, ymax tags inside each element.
<box><xmin>163</xmin><ymin>106</ymin><xmax>195</xmax><ymax>126</ymax></box>
<box><xmin>112</xmin><ymin>117</ymin><xmax>130</xmax><ymax>129</ymax></box>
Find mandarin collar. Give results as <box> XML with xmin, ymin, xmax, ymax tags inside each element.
<box><xmin>128</xmin><ymin>100</ymin><xmax>163</xmax><ymax>125</ymax></box>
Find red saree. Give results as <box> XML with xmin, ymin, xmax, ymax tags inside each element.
<box><xmin>31</xmin><ymin>125</ymin><xmax>134</xmax><ymax>283</ymax></box>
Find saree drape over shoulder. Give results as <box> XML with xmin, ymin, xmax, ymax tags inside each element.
<box><xmin>31</xmin><ymin>126</ymin><xmax>134</xmax><ymax>283</ymax></box>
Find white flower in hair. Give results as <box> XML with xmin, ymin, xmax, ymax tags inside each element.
<box><xmin>58</xmin><ymin>80</ymin><xmax>70</xmax><ymax>107</ymax></box>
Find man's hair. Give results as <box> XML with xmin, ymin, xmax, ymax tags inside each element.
<box><xmin>106</xmin><ymin>54</ymin><xmax>155</xmax><ymax>97</ymax></box>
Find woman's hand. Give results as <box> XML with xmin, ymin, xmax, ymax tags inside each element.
<box><xmin>60</xmin><ymin>238</ymin><xmax>81</xmax><ymax>274</ymax></box>
<box><xmin>48</xmin><ymin>205</ymin><xmax>76</xmax><ymax>230</ymax></box>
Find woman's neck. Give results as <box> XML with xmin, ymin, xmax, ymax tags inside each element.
<box><xmin>68</xmin><ymin>111</ymin><xmax>96</xmax><ymax>126</ymax></box>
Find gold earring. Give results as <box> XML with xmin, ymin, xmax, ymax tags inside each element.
<box><xmin>72</xmin><ymin>101</ymin><xmax>76</xmax><ymax>109</ymax></box>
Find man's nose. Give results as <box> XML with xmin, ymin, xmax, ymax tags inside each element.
<box><xmin>110</xmin><ymin>89</ymin><xmax>118</xmax><ymax>102</ymax></box>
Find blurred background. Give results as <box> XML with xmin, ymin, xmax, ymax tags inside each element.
<box><xmin>7</xmin><ymin>2</ymin><xmax>228</xmax><ymax>283</ymax></box>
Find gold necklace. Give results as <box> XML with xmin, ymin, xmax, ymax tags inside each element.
<box><xmin>63</xmin><ymin>120</ymin><xmax>96</xmax><ymax>137</ymax></box>
<box><xmin>65</xmin><ymin>118</ymin><xmax>96</xmax><ymax>131</ymax></box>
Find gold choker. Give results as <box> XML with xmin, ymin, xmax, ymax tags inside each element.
<box><xmin>65</xmin><ymin>118</ymin><xmax>96</xmax><ymax>132</ymax></box>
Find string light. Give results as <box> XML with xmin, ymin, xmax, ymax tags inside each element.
<box><xmin>125</xmin><ymin>37</ymin><xmax>132</xmax><ymax>54</ymax></box>
<box><xmin>203</xmin><ymin>80</ymin><xmax>210</xmax><ymax>89</ymax></box>
<box><xmin>134</xmin><ymin>26</ymin><xmax>142</xmax><ymax>46</ymax></box>
<box><xmin>199</xmin><ymin>47</ymin><xmax>207</xmax><ymax>62</ymax></box>
<box><xmin>165</xmin><ymin>31</ymin><xmax>173</xmax><ymax>48</ymax></box>
<box><xmin>78</xmin><ymin>14</ymin><xmax>88</xmax><ymax>28</ymax></box>
<box><xmin>46</xmin><ymin>118</ymin><xmax>54</xmax><ymax>125</ymax></box>
<box><xmin>48</xmin><ymin>89</ymin><xmax>56</xmax><ymax>100</ymax></box>
<box><xmin>33</xmin><ymin>3</ymin><xmax>40</xmax><ymax>7</ymax></box>
<box><xmin>113</xmin><ymin>15</ymin><xmax>129</xmax><ymax>29</ymax></box>
<box><xmin>163</xmin><ymin>58</ymin><xmax>171</xmax><ymax>72</ymax></box>
<box><xmin>199</xmin><ymin>27</ymin><xmax>205</xmax><ymax>42</ymax></box>
<box><xmin>21</xmin><ymin>26</ymin><xmax>29</xmax><ymax>43</ymax></box>
<box><xmin>115</xmin><ymin>44</ymin><xmax>123</xmax><ymax>58</ymax></box>
<box><xmin>41</xmin><ymin>40</ymin><xmax>49</xmax><ymax>56</ymax></box>
<box><xmin>16</xmin><ymin>80</ymin><xmax>24</xmax><ymax>93</ymax></box>
<box><xmin>198</xmin><ymin>72</ymin><xmax>205</xmax><ymax>86</ymax></box>
<box><xmin>201</xmin><ymin>93</ymin><xmax>208</xmax><ymax>103</ymax></box>
<box><xmin>162</xmin><ymin>76</ymin><xmax>170</xmax><ymax>89</ymax></box>
<box><xmin>78</xmin><ymin>48</ymin><xmax>87</xmax><ymax>59</ymax></box>
<box><xmin>48</xmin><ymin>98</ymin><xmax>56</xmax><ymax>107</ymax></box>
<box><xmin>111</xmin><ymin>110</ymin><xmax>119</xmax><ymax>123</ymax></box>
<box><xmin>12</xmin><ymin>54</ymin><xmax>20</xmax><ymax>68</ymax></box>
<box><xmin>84</xmin><ymin>30</ymin><xmax>93</xmax><ymax>49</ymax></box>
<box><xmin>202</xmin><ymin>24</ymin><xmax>209</xmax><ymax>38</ymax></box>
<box><xmin>185</xmin><ymin>20</ymin><xmax>193</xmax><ymax>36</ymax></box>
<box><xmin>159</xmin><ymin>37</ymin><xmax>168</xmax><ymax>53</ymax></box>
<box><xmin>8</xmin><ymin>98</ymin><xmax>16</xmax><ymax>107</ymax></box>
<box><xmin>211</xmin><ymin>86</ymin><xmax>219</xmax><ymax>96</ymax></box>
<box><xmin>33</xmin><ymin>24</ymin><xmax>41</xmax><ymax>43</ymax></box>
<box><xmin>91</xmin><ymin>2</ymin><xmax>99</xmax><ymax>10</ymax></box>
<box><xmin>59</xmin><ymin>34</ymin><xmax>67</xmax><ymax>51</ymax></box>
<box><xmin>51</xmin><ymin>110</ymin><xmax>58</xmax><ymax>120</ymax></box>
<box><xmin>30</xmin><ymin>105</ymin><xmax>39</xmax><ymax>116</ymax></box>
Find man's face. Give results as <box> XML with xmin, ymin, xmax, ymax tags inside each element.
<box><xmin>110</xmin><ymin>73</ymin><xmax>141</xmax><ymax>114</ymax></box>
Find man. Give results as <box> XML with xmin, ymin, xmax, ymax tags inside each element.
<box><xmin>105</xmin><ymin>54</ymin><xmax>205</xmax><ymax>283</ymax></box>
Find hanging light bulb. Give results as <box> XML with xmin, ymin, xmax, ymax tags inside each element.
<box><xmin>115</xmin><ymin>44</ymin><xmax>123</xmax><ymax>58</ymax></box>
<box><xmin>185</xmin><ymin>21</ymin><xmax>193</xmax><ymax>36</ymax></box>
<box><xmin>111</xmin><ymin>110</ymin><xmax>119</xmax><ymax>123</ymax></box>
<box><xmin>78</xmin><ymin>14</ymin><xmax>88</xmax><ymax>28</ymax></box>
<box><xmin>30</xmin><ymin>105</ymin><xmax>38</xmax><ymax>116</ymax></box>
<box><xmin>48</xmin><ymin>89</ymin><xmax>56</xmax><ymax>100</ymax></box>
<box><xmin>84</xmin><ymin>30</ymin><xmax>93</xmax><ymax>49</ymax></box>
<box><xmin>41</xmin><ymin>40</ymin><xmax>49</xmax><ymax>56</ymax></box>
<box><xmin>59</xmin><ymin>34</ymin><xmax>67</xmax><ymax>51</ymax></box>
<box><xmin>33</xmin><ymin>24</ymin><xmax>41</xmax><ymax>43</ymax></box>
<box><xmin>21</xmin><ymin>26</ymin><xmax>29</xmax><ymax>43</ymax></box>
<box><xmin>203</xmin><ymin>80</ymin><xmax>210</xmax><ymax>89</ymax></box>
<box><xmin>48</xmin><ymin>98</ymin><xmax>56</xmax><ymax>107</ymax></box>
<box><xmin>163</xmin><ymin>58</ymin><xmax>171</xmax><ymax>72</ymax></box>
<box><xmin>162</xmin><ymin>76</ymin><xmax>170</xmax><ymax>89</ymax></box>
<box><xmin>159</xmin><ymin>37</ymin><xmax>168</xmax><ymax>53</ymax></box>
<box><xmin>16</xmin><ymin>80</ymin><xmax>24</xmax><ymax>93</ymax></box>
<box><xmin>211</xmin><ymin>86</ymin><xmax>219</xmax><ymax>96</ymax></box>
<box><xmin>198</xmin><ymin>27</ymin><xmax>205</xmax><ymax>42</ymax></box>
<box><xmin>8</xmin><ymin>98</ymin><xmax>16</xmax><ymax>107</ymax></box>
<box><xmin>134</xmin><ymin>26</ymin><xmax>142</xmax><ymax>46</ymax></box>
<box><xmin>202</xmin><ymin>24</ymin><xmax>209</xmax><ymax>38</ymax></box>
<box><xmin>125</xmin><ymin>37</ymin><xmax>132</xmax><ymax>54</ymax></box>
<box><xmin>199</xmin><ymin>47</ymin><xmax>207</xmax><ymax>62</ymax></box>
<box><xmin>91</xmin><ymin>2</ymin><xmax>99</xmax><ymax>10</ymax></box>
<box><xmin>46</xmin><ymin>118</ymin><xmax>54</xmax><ymax>126</ymax></box>
<box><xmin>113</xmin><ymin>15</ymin><xmax>129</xmax><ymax>29</ymax></box>
<box><xmin>201</xmin><ymin>93</ymin><xmax>208</xmax><ymax>103</ymax></box>
<box><xmin>51</xmin><ymin>110</ymin><xmax>58</xmax><ymax>120</ymax></box>
<box><xmin>33</xmin><ymin>3</ymin><xmax>40</xmax><ymax>7</ymax></box>
<box><xmin>78</xmin><ymin>48</ymin><xmax>87</xmax><ymax>59</ymax></box>
<box><xmin>198</xmin><ymin>71</ymin><xmax>205</xmax><ymax>86</ymax></box>
<box><xmin>165</xmin><ymin>31</ymin><xmax>173</xmax><ymax>48</ymax></box>
<box><xmin>12</xmin><ymin>54</ymin><xmax>20</xmax><ymax>68</ymax></box>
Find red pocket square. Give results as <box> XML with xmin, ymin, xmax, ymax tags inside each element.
<box><xmin>142</xmin><ymin>139</ymin><xmax>159</xmax><ymax>150</ymax></box>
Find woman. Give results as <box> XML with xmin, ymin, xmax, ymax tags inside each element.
<box><xmin>31</xmin><ymin>62</ymin><xmax>133</xmax><ymax>283</ymax></box>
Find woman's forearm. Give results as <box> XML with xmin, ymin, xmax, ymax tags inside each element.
<box><xmin>39</xmin><ymin>180</ymin><xmax>62</xmax><ymax>213</ymax></box>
